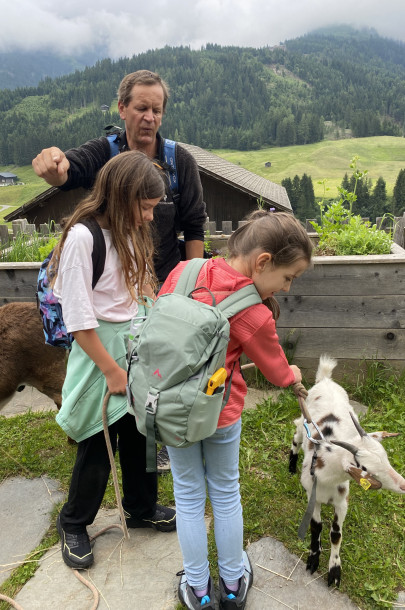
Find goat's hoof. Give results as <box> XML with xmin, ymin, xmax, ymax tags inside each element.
<box><xmin>306</xmin><ymin>553</ymin><xmax>320</xmax><ymax>574</ymax></box>
<box><xmin>327</xmin><ymin>566</ymin><xmax>341</xmax><ymax>587</ymax></box>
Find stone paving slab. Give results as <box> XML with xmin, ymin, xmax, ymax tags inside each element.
<box><xmin>1</xmin><ymin>386</ymin><xmax>57</xmax><ymax>417</ymax></box>
<box><xmin>0</xmin><ymin>476</ymin><xmax>64</xmax><ymax>586</ymax></box>
<box><xmin>13</xmin><ymin>509</ymin><xmax>181</xmax><ymax>610</ymax></box>
<box><xmin>12</xmin><ymin>509</ymin><xmax>360</xmax><ymax>610</ymax></box>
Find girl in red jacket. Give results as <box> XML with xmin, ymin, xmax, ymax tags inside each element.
<box><xmin>159</xmin><ymin>210</ymin><xmax>313</xmax><ymax>610</ymax></box>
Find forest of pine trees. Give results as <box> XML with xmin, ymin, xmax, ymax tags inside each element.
<box><xmin>282</xmin><ymin>169</ymin><xmax>405</xmax><ymax>223</ymax></box>
<box><xmin>1</xmin><ymin>27</ymin><xmax>405</xmax><ymax>166</ymax></box>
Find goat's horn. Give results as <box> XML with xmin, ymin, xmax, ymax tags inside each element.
<box><xmin>331</xmin><ymin>440</ymin><xmax>359</xmax><ymax>455</ymax></box>
<box><xmin>350</xmin><ymin>411</ymin><xmax>368</xmax><ymax>438</ymax></box>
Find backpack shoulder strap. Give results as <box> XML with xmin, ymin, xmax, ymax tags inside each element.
<box><xmin>162</xmin><ymin>138</ymin><xmax>179</xmax><ymax>202</ymax></box>
<box><xmin>106</xmin><ymin>133</ymin><xmax>120</xmax><ymax>158</ymax></box>
<box><xmin>79</xmin><ymin>218</ymin><xmax>106</xmax><ymax>289</ymax></box>
<box><xmin>217</xmin><ymin>284</ymin><xmax>262</xmax><ymax>319</ymax></box>
<box><xmin>173</xmin><ymin>258</ymin><xmax>208</xmax><ymax>296</ymax></box>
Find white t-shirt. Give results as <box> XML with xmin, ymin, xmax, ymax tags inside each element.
<box><xmin>53</xmin><ymin>223</ymin><xmax>139</xmax><ymax>332</ymax></box>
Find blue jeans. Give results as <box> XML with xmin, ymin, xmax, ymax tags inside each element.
<box><xmin>167</xmin><ymin>419</ymin><xmax>244</xmax><ymax>589</ymax></box>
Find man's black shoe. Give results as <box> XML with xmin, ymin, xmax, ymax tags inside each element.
<box><xmin>125</xmin><ymin>504</ymin><xmax>176</xmax><ymax>532</ymax></box>
<box><xmin>56</xmin><ymin>515</ymin><xmax>94</xmax><ymax>569</ymax></box>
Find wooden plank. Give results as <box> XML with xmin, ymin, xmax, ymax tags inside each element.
<box><xmin>288</xmin><ymin>262</ymin><xmax>405</xmax><ymax>296</ymax></box>
<box><xmin>0</xmin><ymin>267</ymin><xmax>40</xmax><ymax>302</ymax></box>
<box><xmin>285</xmin><ymin>357</ymin><xmax>405</xmax><ymax>385</ymax></box>
<box><xmin>277</xmin><ymin>327</ymin><xmax>405</xmax><ymax>360</ymax></box>
<box><xmin>276</xmin><ymin>295</ymin><xmax>405</xmax><ymax>329</ymax></box>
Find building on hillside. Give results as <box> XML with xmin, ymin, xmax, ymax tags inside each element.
<box><xmin>4</xmin><ymin>144</ymin><xmax>291</xmax><ymax>229</ymax></box>
<box><xmin>0</xmin><ymin>172</ymin><xmax>18</xmax><ymax>186</ymax></box>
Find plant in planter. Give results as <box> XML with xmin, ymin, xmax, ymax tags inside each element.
<box><xmin>311</xmin><ymin>156</ymin><xmax>393</xmax><ymax>256</ymax></box>
<box><xmin>0</xmin><ymin>229</ymin><xmax>59</xmax><ymax>262</ymax></box>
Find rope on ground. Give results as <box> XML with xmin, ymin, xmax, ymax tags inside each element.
<box><xmin>0</xmin><ymin>594</ymin><xmax>24</xmax><ymax>609</ymax></box>
<box><xmin>73</xmin><ymin>570</ymin><xmax>100</xmax><ymax>610</ymax></box>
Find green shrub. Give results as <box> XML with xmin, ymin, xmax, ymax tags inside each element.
<box><xmin>311</xmin><ymin>157</ymin><xmax>393</xmax><ymax>256</ymax></box>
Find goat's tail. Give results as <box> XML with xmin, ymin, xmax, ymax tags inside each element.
<box><xmin>315</xmin><ymin>355</ymin><xmax>337</xmax><ymax>383</ymax></box>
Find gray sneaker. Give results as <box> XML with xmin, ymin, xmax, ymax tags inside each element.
<box><xmin>219</xmin><ymin>550</ymin><xmax>253</xmax><ymax>609</ymax></box>
<box><xmin>178</xmin><ymin>571</ymin><xmax>216</xmax><ymax>609</ymax></box>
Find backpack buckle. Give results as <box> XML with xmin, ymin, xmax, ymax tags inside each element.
<box><xmin>145</xmin><ymin>392</ymin><xmax>159</xmax><ymax>415</ymax></box>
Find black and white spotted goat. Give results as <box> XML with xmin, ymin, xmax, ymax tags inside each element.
<box><xmin>289</xmin><ymin>355</ymin><xmax>405</xmax><ymax>587</ymax></box>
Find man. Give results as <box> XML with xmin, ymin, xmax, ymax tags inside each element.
<box><xmin>32</xmin><ymin>69</ymin><xmax>206</xmax><ymax>284</ymax></box>
<box><xmin>32</xmin><ymin>70</ymin><xmax>207</xmax><ymax>568</ymax></box>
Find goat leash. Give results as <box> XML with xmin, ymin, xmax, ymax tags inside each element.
<box><xmin>293</xmin><ymin>386</ymin><xmax>325</xmax><ymax>540</ymax></box>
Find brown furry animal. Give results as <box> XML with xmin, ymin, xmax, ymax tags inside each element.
<box><xmin>0</xmin><ymin>302</ymin><xmax>66</xmax><ymax>411</ymax></box>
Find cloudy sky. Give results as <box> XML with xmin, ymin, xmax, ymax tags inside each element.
<box><xmin>3</xmin><ymin>0</ymin><xmax>405</xmax><ymax>59</ymax></box>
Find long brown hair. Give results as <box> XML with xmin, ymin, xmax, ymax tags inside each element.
<box><xmin>49</xmin><ymin>151</ymin><xmax>165</xmax><ymax>302</ymax></box>
<box><xmin>228</xmin><ymin>210</ymin><xmax>313</xmax><ymax>319</ymax></box>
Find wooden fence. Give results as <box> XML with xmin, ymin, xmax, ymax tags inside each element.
<box><xmin>2</xmin><ymin>215</ymin><xmax>405</xmax><ymax>382</ymax></box>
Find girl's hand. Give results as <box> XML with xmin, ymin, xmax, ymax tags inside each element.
<box><xmin>105</xmin><ymin>365</ymin><xmax>128</xmax><ymax>395</ymax></box>
<box><xmin>290</xmin><ymin>365</ymin><xmax>302</xmax><ymax>384</ymax></box>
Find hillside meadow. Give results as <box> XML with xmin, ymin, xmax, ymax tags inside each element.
<box><xmin>0</xmin><ymin>166</ymin><xmax>45</xmax><ymax>223</ymax></box>
<box><xmin>213</xmin><ymin>136</ymin><xmax>405</xmax><ymax>199</ymax></box>
<box><xmin>1</xmin><ymin>136</ymin><xmax>405</xmax><ymax>224</ymax></box>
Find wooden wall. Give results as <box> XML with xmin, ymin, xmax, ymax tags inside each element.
<box><xmin>275</xmin><ymin>243</ymin><xmax>405</xmax><ymax>382</ymax></box>
<box><xmin>21</xmin><ymin>188</ymin><xmax>88</xmax><ymax>227</ymax></box>
<box><xmin>0</xmin><ymin>263</ymin><xmax>41</xmax><ymax>305</ymax></box>
<box><xmin>200</xmin><ymin>175</ymin><xmax>266</xmax><ymax>231</ymax></box>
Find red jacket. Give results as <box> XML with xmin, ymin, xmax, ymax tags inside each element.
<box><xmin>159</xmin><ymin>258</ymin><xmax>295</xmax><ymax>427</ymax></box>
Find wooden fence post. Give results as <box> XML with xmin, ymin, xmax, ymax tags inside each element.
<box><xmin>206</xmin><ymin>221</ymin><xmax>217</xmax><ymax>235</ymax></box>
<box><xmin>0</xmin><ymin>225</ymin><xmax>10</xmax><ymax>245</ymax></box>
<box><xmin>393</xmin><ymin>216</ymin><xmax>405</xmax><ymax>248</ymax></box>
<box><xmin>12</xmin><ymin>219</ymin><xmax>27</xmax><ymax>236</ymax></box>
<box><xmin>238</xmin><ymin>221</ymin><xmax>248</xmax><ymax>229</ymax></box>
<box><xmin>222</xmin><ymin>221</ymin><xmax>232</xmax><ymax>235</ymax></box>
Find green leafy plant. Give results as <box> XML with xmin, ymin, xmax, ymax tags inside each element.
<box><xmin>0</xmin><ymin>225</ymin><xmax>60</xmax><ymax>262</ymax></box>
<box><xmin>311</xmin><ymin>157</ymin><xmax>393</xmax><ymax>256</ymax></box>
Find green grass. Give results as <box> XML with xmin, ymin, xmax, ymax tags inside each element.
<box><xmin>213</xmin><ymin>136</ymin><xmax>405</xmax><ymax>198</ymax></box>
<box><xmin>1</xmin><ymin>135</ymin><xmax>404</xmax><ymax>227</ymax></box>
<box><xmin>1</xmin><ymin>361</ymin><xmax>404</xmax><ymax>609</ymax></box>
<box><xmin>0</xmin><ymin>165</ymin><xmax>47</xmax><ymax>224</ymax></box>
<box><xmin>239</xmin><ymin>361</ymin><xmax>405</xmax><ymax>610</ymax></box>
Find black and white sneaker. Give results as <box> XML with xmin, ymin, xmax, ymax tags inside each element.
<box><xmin>219</xmin><ymin>550</ymin><xmax>253</xmax><ymax>609</ymax></box>
<box><xmin>156</xmin><ymin>446</ymin><xmax>171</xmax><ymax>474</ymax></box>
<box><xmin>124</xmin><ymin>504</ymin><xmax>176</xmax><ymax>532</ymax></box>
<box><xmin>56</xmin><ymin>515</ymin><xmax>93</xmax><ymax>569</ymax></box>
<box><xmin>178</xmin><ymin>571</ymin><xmax>216</xmax><ymax>609</ymax></box>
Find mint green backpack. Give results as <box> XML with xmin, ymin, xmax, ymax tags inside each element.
<box><xmin>126</xmin><ymin>258</ymin><xmax>261</xmax><ymax>472</ymax></box>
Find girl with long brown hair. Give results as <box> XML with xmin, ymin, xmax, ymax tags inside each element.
<box><xmin>52</xmin><ymin>150</ymin><xmax>176</xmax><ymax>571</ymax></box>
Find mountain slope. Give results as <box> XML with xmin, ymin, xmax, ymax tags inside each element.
<box><xmin>0</xmin><ymin>27</ymin><xmax>404</xmax><ymax>165</ymax></box>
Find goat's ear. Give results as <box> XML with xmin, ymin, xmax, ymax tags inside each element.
<box><xmin>347</xmin><ymin>466</ymin><xmax>382</xmax><ymax>490</ymax></box>
<box><xmin>369</xmin><ymin>431</ymin><xmax>400</xmax><ymax>442</ymax></box>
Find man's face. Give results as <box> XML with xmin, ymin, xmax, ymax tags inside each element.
<box><xmin>118</xmin><ymin>83</ymin><xmax>164</xmax><ymax>151</ymax></box>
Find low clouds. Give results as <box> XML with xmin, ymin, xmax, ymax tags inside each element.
<box><xmin>2</xmin><ymin>0</ymin><xmax>405</xmax><ymax>59</ymax></box>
